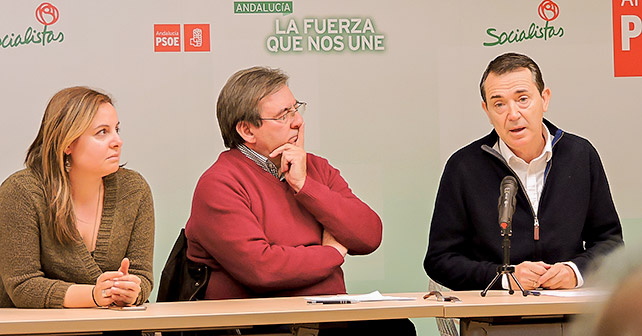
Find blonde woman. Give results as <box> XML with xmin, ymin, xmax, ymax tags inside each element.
<box><xmin>0</xmin><ymin>87</ymin><xmax>154</xmax><ymax>308</ymax></box>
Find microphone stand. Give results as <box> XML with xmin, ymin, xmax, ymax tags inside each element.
<box><xmin>481</xmin><ymin>222</ymin><xmax>528</xmax><ymax>297</ymax></box>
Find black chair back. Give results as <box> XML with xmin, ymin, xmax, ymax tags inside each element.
<box><xmin>157</xmin><ymin>228</ymin><xmax>210</xmax><ymax>302</ymax></box>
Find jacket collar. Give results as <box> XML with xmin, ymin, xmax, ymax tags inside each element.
<box><xmin>480</xmin><ymin>118</ymin><xmax>564</xmax><ymax>153</ymax></box>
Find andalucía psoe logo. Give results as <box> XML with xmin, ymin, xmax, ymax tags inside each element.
<box><xmin>483</xmin><ymin>0</ymin><xmax>564</xmax><ymax>47</ymax></box>
<box><xmin>154</xmin><ymin>24</ymin><xmax>211</xmax><ymax>52</ymax></box>
<box><xmin>1</xmin><ymin>2</ymin><xmax>65</xmax><ymax>49</ymax></box>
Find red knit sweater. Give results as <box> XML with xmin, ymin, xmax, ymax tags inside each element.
<box><xmin>185</xmin><ymin>149</ymin><xmax>382</xmax><ymax>299</ymax></box>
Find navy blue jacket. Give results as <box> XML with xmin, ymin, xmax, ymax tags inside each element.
<box><xmin>424</xmin><ymin>120</ymin><xmax>623</xmax><ymax>290</ymax></box>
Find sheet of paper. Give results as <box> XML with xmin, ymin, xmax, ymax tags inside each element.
<box><xmin>537</xmin><ymin>288</ymin><xmax>609</xmax><ymax>297</ymax></box>
<box><xmin>305</xmin><ymin>291</ymin><xmax>416</xmax><ymax>303</ymax></box>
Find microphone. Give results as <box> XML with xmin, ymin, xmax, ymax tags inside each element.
<box><xmin>481</xmin><ymin>175</ymin><xmax>527</xmax><ymax>297</ymax></box>
<box><xmin>498</xmin><ymin>176</ymin><xmax>518</xmax><ymax>235</ymax></box>
<box><xmin>481</xmin><ymin>175</ymin><xmax>528</xmax><ymax>297</ymax></box>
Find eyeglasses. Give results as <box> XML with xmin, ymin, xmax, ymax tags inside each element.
<box><xmin>260</xmin><ymin>101</ymin><xmax>306</xmax><ymax>123</ymax></box>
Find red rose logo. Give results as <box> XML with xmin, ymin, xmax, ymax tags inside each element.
<box><xmin>538</xmin><ymin>0</ymin><xmax>560</xmax><ymax>22</ymax></box>
<box><xmin>35</xmin><ymin>3</ymin><xmax>59</xmax><ymax>26</ymax></box>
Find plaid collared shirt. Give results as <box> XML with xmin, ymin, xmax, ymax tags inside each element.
<box><xmin>237</xmin><ymin>144</ymin><xmax>285</xmax><ymax>181</ymax></box>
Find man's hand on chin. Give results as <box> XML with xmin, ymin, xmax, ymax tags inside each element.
<box><xmin>270</xmin><ymin>123</ymin><xmax>306</xmax><ymax>192</ymax></box>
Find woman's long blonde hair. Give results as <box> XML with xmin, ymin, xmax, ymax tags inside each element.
<box><xmin>25</xmin><ymin>86</ymin><xmax>113</xmax><ymax>245</ymax></box>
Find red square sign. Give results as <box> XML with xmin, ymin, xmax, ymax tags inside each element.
<box><xmin>613</xmin><ymin>1</ymin><xmax>642</xmax><ymax>77</ymax></box>
<box><xmin>154</xmin><ymin>24</ymin><xmax>181</xmax><ymax>52</ymax></box>
<box><xmin>184</xmin><ymin>24</ymin><xmax>211</xmax><ymax>52</ymax></box>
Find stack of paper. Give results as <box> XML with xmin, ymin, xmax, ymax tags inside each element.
<box><xmin>305</xmin><ymin>291</ymin><xmax>416</xmax><ymax>304</ymax></box>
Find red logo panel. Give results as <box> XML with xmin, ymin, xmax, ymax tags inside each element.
<box><xmin>613</xmin><ymin>0</ymin><xmax>642</xmax><ymax>77</ymax></box>
<box><xmin>154</xmin><ymin>24</ymin><xmax>181</xmax><ymax>52</ymax></box>
<box><xmin>184</xmin><ymin>24</ymin><xmax>211</xmax><ymax>52</ymax></box>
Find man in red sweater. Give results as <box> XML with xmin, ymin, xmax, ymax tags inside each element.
<box><xmin>185</xmin><ymin>66</ymin><xmax>415</xmax><ymax>335</ymax></box>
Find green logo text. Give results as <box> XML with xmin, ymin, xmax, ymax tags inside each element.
<box><xmin>484</xmin><ymin>21</ymin><xmax>564</xmax><ymax>47</ymax></box>
<box><xmin>1</xmin><ymin>25</ymin><xmax>64</xmax><ymax>49</ymax></box>
<box><xmin>235</xmin><ymin>1</ymin><xmax>292</xmax><ymax>15</ymax></box>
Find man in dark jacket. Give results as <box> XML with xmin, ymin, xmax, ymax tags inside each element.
<box><xmin>424</xmin><ymin>53</ymin><xmax>623</xmax><ymax>291</ymax></box>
